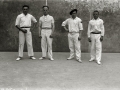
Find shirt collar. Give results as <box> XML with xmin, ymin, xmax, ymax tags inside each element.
<box><xmin>22</xmin><ymin>13</ymin><xmax>29</xmax><ymax>16</ymax></box>
<box><xmin>71</xmin><ymin>17</ymin><xmax>77</xmax><ymax>20</ymax></box>
<box><xmin>43</xmin><ymin>14</ymin><xmax>49</xmax><ymax>17</ymax></box>
<box><xmin>92</xmin><ymin>17</ymin><xmax>100</xmax><ymax>21</ymax></box>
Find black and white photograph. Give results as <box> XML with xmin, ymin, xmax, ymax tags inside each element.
<box><xmin>0</xmin><ymin>0</ymin><xmax>120</xmax><ymax>90</ymax></box>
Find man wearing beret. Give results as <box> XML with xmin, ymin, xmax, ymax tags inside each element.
<box><xmin>62</xmin><ymin>9</ymin><xmax>83</xmax><ymax>63</ymax></box>
<box><xmin>87</xmin><ymin>10</ymin><xmax>105</xmax><ymax>65</ymax></box>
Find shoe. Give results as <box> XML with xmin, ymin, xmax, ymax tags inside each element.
<box><xmin>16</xmin><ymin>57</ymin><xmax>22</xmax><ymax>61</ymax></box>
<box><xmin>97</xmin><ymin>61</ymin><xmax>101</xmax><ymax>65</ymax></box>
<box><xmin>30</xmin><ymin>56</ymin><xmax>36</xmax><ymax>60</ymax></box>
<box><xmin>50</xmin><ymin>58</ymin><xmax>54</xmax><ymax>61</ymax></box>
<box><xmin>39</xmin><ymin>57</ymin><xmax>45</xmax><ymax>60</ymax></box>
<box><xmin>77</xmin><ymin>59</ymin><xmax>82</xmax><ymax>63</ymax></box>
<box><xmin>89</xmin><ymin>59</ymin><xmax>95</xmax><ymax>62</ymax></box>
<box><xmin>67</xmin><ymin>57</ymin><xmax>74</xmax><ymax>60</ymax></box>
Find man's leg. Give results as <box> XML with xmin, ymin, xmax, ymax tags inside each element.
<box><xmin>41</xmin><ymin>30</ymin><xmax>47</xmax><ymax>58</ymax></box>
<box><xmin>26</xmin><ymin>29</ymin><xmax>35</xmax><ymax>59</ymax></box>
<box><xmin>74</xmin><ymin>34</ymin><xmax>81</xmax><ymax>62</ymax></box>
<box><xmin>18</xmin><ymin>31</ymin><xmax>25</xmax><ymax>57</ymax></box>
<box><xmin>96</xmin><ymin>34</ymin><xmax>102</xmax><ymax>64</ymax></box>
<box><xmin>67</xmin><ymin>33</ymin><xmax>74</xmax><ymax>59</ymax></box>
<box><xmin>46</xmin><ymin>30</ymin><xmax>53</xmax><ymax>60</ymax></box>
<box><xmin>90</xmin><ymin>34</ymin><xmax>96</xmax><ymax>61</ymax></box>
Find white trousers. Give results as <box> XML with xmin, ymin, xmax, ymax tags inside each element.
<box><xmin>90</xmin><ymin>34</ymin><xmax>102</xmax><ymax>62</ymax></box>
<box><xmin>18</xmin><ymin>28</ymin><xmax>34</xmax><ymax>57</ymax></box>
<box><xmin>68</xmin><ymin>33</ymin><xmax>81</xmax><ymax>59</ymax></box>
<box><xmin>41</xmin><ymin>30</ymin><xmax>53</xmax><ymax>58</ymax></box>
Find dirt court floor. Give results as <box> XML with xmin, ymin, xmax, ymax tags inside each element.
<box><xmin>0</xmin><ymin>52</ymin><xmax>120</xmax><ymax>90</ymax></box>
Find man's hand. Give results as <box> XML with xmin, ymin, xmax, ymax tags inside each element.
<box><xmin>63</xmin><ymin>26</ymin><xmax>69</xmax><ymax>31</ymax></box>
<box><xmin>21</xmin><ymin>29</ymin><xmax>27</xmax><ymax>33</ymax></box>
<box><xmin>30</xmin><ymin>28</ymin><xmax>33</xmax><ymax>31</ymax></box>
<box><xmin>50</xmin><ymin>35</ymin><xmax>53</xmax><ymax>38</ymax></box>
<box><xmin>39</xmin><ymin>35</ymin><xmax>42</xmax><ymax>38</ymax></box>
<box><xmin>88</xmin><ymin>37</ymin><xmax>91</xmax><ymax>42</ymax></box>
<box><xmin>100</xmin><ymin>36</ymin><xmax>103</xmax><ymax>42</ymax></box>
<box><xmin>65</xmin><ymin>28</ymin><xmax>69</xmax><ymax>31</ymax></box>
<box><xmin>78</xmin><ymin>36</ymin><xmax>81</xmax><ymax>41</ymax></box>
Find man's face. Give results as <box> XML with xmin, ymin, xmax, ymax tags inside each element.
<box><xmin>23</xmin><ymin>7</ymin><xmax>29</xmax><ymax>15</ymax></box>
<box><xmin>43</xmin><ymin>7</ymin><xmax>49</xmax><ymax>15</ymax></box>
<box><xmin>93</xmin><ymin>12</ymin><xmax>99</xmax><ymax>19</ymax></box>
<box><xmin>71</xmin><ymin>11</ymin><xmax>77</xmax><ymax>19</ymax></box>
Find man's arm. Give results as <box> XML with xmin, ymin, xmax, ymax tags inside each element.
<box><xmin>78</xmin><ymin>19</ymin><xmax>83</xmax><ymax>40</ymax></box>
<box><xmin>32</xmin><ymin>22</ymin><xmax>37</xmax><ymax>29</ymax></box>
<box><xmin>31</xmin><ymin>15</ymin><xmax>37</xmax><ymax>32</ymax></box>
<box><xmin>78</xmin><ymin>30</ymin><xmax>82</xmax><ymax>40</ymax></box>
<box><xmin>63</xmin><ymin>26</ymin><xmax>69</xmax><ymax>31</ymax></box>
<box><xmin>100</xmin><ymin>20</ymin><xmax>105</xmax><ymax>41</ymax></box>
<box><xmin>62</xmin><ymin>19</ymin><xmax>69</xmax><ymax>31</ymax></box>
<box><xmin>50</xmin><ymin>22</ymin><xmax>55</xmax><ymax>38</ymax></box>
<box><xmin>15</xmin><ymin>25</ymin><xmax>26</xmax><ymax>33</ymax></box>
<box><xmin>15</xmin><ymin>15</ymin><xmax>27</xmax><ymax>33</ymax></box>
<box><xmin>39</xmin><ymin>18</ymin><xmax>42</xmax><ymax>38</ymax></box>
<box><xmin>51</xmin><ymin>17</ymin><xmax>55</xmax><ymax>36</ymax></box>
<box><xmin>87</xmin><ymin>22</ymin><xmax>91</xmax><ymax>42</ymax></box>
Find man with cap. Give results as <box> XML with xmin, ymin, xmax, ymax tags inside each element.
<box><xmin>62</xmin><ymin>9</ymin><xmax>83</xmax><ymax>63</ymax></box>
<box><xmin>15</xmin><ymin>5</ymin><xmax>37</xmax><ymax>61</ymax></box>
<box><xmin>39</xmin><ymin>6</ymin><xmax>54</xmax><ymax>61</ymax></box>
<box><xmin>87</xmin><ymin>10</ymin><xmax>105</xmax><ymax>65</ymax></box>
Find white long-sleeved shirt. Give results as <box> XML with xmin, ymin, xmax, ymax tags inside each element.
<box><xmin>15</xmin><ymin>13</ymin><xmax>37</xmax><ymax>27</ymax></box>
<box><xmin>87</xmin><ymin>18</ymin><xmax>105</xmax><ymax>37</ymax></box>
<box><xmin>62</xmin><ymin>17</ymin><xmax>83</xmax><ymax>32</ymax></box>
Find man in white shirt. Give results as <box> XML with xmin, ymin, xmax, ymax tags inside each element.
<box><xmin>87</xmin><ymin>10</ymin><xmax>105</xmax><ymax>65</ymax></box>
<box><xmin>62</xmin><ymin>9</ymin><xmax>83</xmax><ymax>63</ymax></box>
<box><xmin>39</xmin><ymin>6</ymin><xmax>55</xmax><ymax>61</ymax></box>
<box><xmin>15</xmin><ymin>5</ymin><xmax>37</xmax><ymax>61</ymax></box>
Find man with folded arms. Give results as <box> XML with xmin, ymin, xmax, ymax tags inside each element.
<box><xmin>15</xmin><ymin>5</ymin><xmax>37</xmax><ymax>61</ymax></box>
<box><xmin>39</xmin><ymin>6</ymin><xmax>54</xmax><ymax>61</ymax></box>
<box><xmin>87</xmin><ymin>10</ymin><xmax>105</xmax><ymax>65</ymax></box>
<box><xmin>62</xmin><ymin>9</ymin><xmax>83</xmax><ymax>63</ymax></box>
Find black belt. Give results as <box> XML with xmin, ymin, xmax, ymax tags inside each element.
<box><xmin>69</xmin><ymin>32</ymin><xmax>79</xmax><ymax>33</ymax></box>
<box><xmin>21</xmin><ymin>27</ymin><xmax>31</xmax><ymax>28</ymax></box>
<box><xmin>91</xmin><ymin>32</ymin><xmax>101</xmax><ymax>34</ymax></box>
<box><xmin>42</xmin><ymin>27</ymin><xmax>52</xmax><ymax>29</ymax></box>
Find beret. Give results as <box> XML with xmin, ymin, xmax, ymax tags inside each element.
<box><xmin>70</xmin><ymin>9</ymin><xmax>77</xmax><ymax>15</ymax></box>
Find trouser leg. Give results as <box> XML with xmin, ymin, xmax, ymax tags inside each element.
<box><xmin>68</xmin><ymin>33</ymin><xmax>74</xmax><ymax>58</ymax></box>
<box><xmin>74</xmin><ymin>34</ymin><xmax>81</xmax><ymax>60</ymax></box>
<box><xmin>26</xmin><ymin>29</ymin><xmax>34</xmax><ymax>57</ymax></box>
<box><xmin>96</xmin><ymin>34</ymin><xmax>102</xmax><ymax>62</ymax></box>
<box><xmin>41</xmin><ymin>30</ymin><xmax>47</xmax><ymax>57</ymax></box>
<box><xmin>90</xmin><ymin>34</ymin><xmax>96</xmax><ymax>60</ymax></box>
<box><xmin>46</xmin><ymin>30</ymin><xmax>53</xmax><ymax>58</ymax></box>
<box><xmin>18</xmin><ymin>31</ymin><xmax>25</xmax><ymax>57</ymax></box>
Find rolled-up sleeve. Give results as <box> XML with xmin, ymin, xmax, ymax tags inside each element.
<box><xmin>15</xmin><ymin>15</ymin><xmax>20</xmax><ymax>26</ymax></box>
<box><xmin>62</xmin><ymin>19</ymin><xmax>68</xmax><ymax>26</ymax></box>
<box><xmin>78</xmin><ymin>19</ymin><xmax>83</xmax><ymax>30</ymax></box>
<box><xmin>87</xmin><ymin>21</ymin><xmax>91</xmax><ymax>37</ymax></box>
<box><xmin>101</xmin><ymin>20</ymin><xmax>105</xmax><ymax>36</ymax></box>
<box><xmin>39</xmin><ymin>17</ymin><xmax>42</xmax><ymax>24</ymax></box>
<box><xmin>31</xmin><ymin>15</ymin><xmax>37</xmax><ymax>23</ymax></box>
<box><xmin>51</xmin><ymin>16</ymin><xmax>54</xmax><ymax>24</ymax></box>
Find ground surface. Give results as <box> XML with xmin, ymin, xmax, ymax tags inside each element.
<box><xmin>0</xmin><ymin>52</ymin><xmax>120</xmax><ymax>90</ymax></box>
